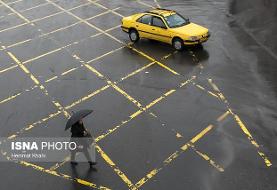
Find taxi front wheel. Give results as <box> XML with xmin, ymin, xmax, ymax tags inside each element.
<box><xmin>129</xmin><ymin>29</ymin><xmax>140</xmax><ymax>43</ymax></box>
<box><xmin>172</xmin><ymin>38</ymin><xmax>184</xmax><ymax>51</ymax></box>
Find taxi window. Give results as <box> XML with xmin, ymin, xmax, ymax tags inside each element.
<box><xmin>138</xmin><ymin>15</ymin><xmax>152</xmax><ymax>25</ymax></box>
<box><xmin>152</xmin><ymin>16</ymin><xmax>167</xmax><ymax>28</ymax></box>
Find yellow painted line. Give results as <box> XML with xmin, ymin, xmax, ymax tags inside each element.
<box><xmin>65</xmin><ymin>85</ymin><xmax>110</xmax><ymax>109</ymax></box>
<box><xmin>191</xmin><ymin>124</ymin><xmax>214</xmax><ymax>144</ymax></box>
<box><xmin>31</xmin><ymin>2</ymin><xmax>92</xmax><ymax>22</ymax></box>
<box><xmin>6</xmin><ymin>38</ymin><xmax>33</xmax><ymax>48</ymax></box>
<box><xmin>136</xmin><ymin>123</ymin><xmax>222</xmax><ymax>188</ymax></box>
<box><xmin>18</xmin><ymin>2</ymin><xmax>50</xmax><ymax>12</ymax></box>
<box><xmin>111</xmin><ymin>83</ymin><xmax>143</xmax><ymax>108</ymax></box>
<box><xmin>0</xmin><ymin>0</ymin><xmax>31</xmax><ymax>23</ymax></box>
<box><xmin>117</xmin><ymin>52</ymin><xmax>175</xmax><ymax>82</ymax></box>
<box><xmin>191</xmin><ymin>81</ymin><xmax>220</xmax><ymax>99</ymax></box>
<box><xmin>208</xmin><ymin>78</ymin><xmax>272</xmax><ymax>167</ymax></box>
<box><xmin>37</xmin><ymin>7</ymin><xmax>120</xmax><ymax>37</ymax></box>
<box><xmin>3</xmin><ymin>1</ymin><xmax>50</xmax><ymax>20</ymax></box>
<box><xmin>45</xmin><ymin>76</ymin><xmax>57</xmax><ymax>83</ymax></box>
<box><xmin>128</xmin><ymin>45</ymin><xmax>180</xmax><ymax>75</ymax></box>
<box><xmin>188</xmin><ymin>143</ymin><xmax>224</xmax><ymax>172</ymax></box>
<box><xmin>3</xmin><ymin>0</ymin><xmax>23</xmax><ymax>5</ymax></box>
<box><xmin>135</xmin><ymin>169</ymin><xmax>160</xmax><ymax>188</ymax></box>
<box><xmin>87</xmin><ymin>46</ymin><xmax>125</xmax><ymax>64</ymax></box>
<box><xmin>0</xmin><ymin>92</ymin><xmax>20</xmax><ymax>103</ymax></box>
<box><xmin>22</xmin><ymin>48</ymin><xmax>62</xmax><ymax>64</ymax></box>
<box><xmin>47</xmin><ymin>0</ymin><xmax>179</xmax><ymax>76</ymax></box>
<box><xmin>96</xmin><ymin>145</ymin><xmax>138</xmax><ymax>190</ymax></box>
<box><xmin>119</xmin><ymin>62</ymin><xmax>155</xmax><ymax>82</ymax></box>
<box><xmin>217</xmin><ymin>111</ymin><xmax>230</xmax><ymax>122</ymax></box>
<box><xmin>0</xmin><ymin>22</ymin><xmax>29</xmax><ymax>33</ymax></box>
<box><xmin>7</xmin><ymin>52</ymin><xmax>70</xmax><ymax>119</ymax></box>
<box><xmin>0</xmin><ymin>65</ymin><xmax>18</xmax><ymax>74</ymax></box>
<box><xmin>0</xmin><ymin>1</ymin><xmax>97</xmax><ymax>35</ymax></box>
<box><xmin>7</xmin><ymin>111</ymin><xmax>61</xmax><ymax>140</ymax></box>
<box><xmin>196</xmin><ymin>84</ymin><xmax>205</xmax><ymax>90</ymax></box>
<box><xmin>33</xmin><ymin>111</ymin><xmax>61</xmax><ymax>126</ymax></box>
<box><xmin>61</xmin><ymin>67</ymin><xmax>77</xmax><ymax>75</ymax></box>
<box><xmin>18</xmin><ymin>161</ymin><xmax>111</xmax><ymax>189</ymax></box>
<box><xmin>50</xmin><ymin>77</ymin><xmax>191</xmax><ymax>171</ymax></box>
<box><xmin>105</xmin><ymin>24</ymin><xmax>121</xmax><ymax>32</ymax></box>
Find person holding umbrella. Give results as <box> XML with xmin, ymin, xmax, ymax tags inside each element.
<box><xmin>65</xmin><ymin>110</ymin><xmax>97</xmax><ymax>167</ymax></box>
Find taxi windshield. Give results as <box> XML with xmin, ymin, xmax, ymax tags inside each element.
<box><xmin>164</xmin><ymin>13</ymin><xmax>190</xmax><ymax>28</ymax></box>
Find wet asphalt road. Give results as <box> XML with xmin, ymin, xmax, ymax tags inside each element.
<box><xmin>0</xmin><ymin>0</ymin><xmax>277</xmax><ymax>189</ymax></box>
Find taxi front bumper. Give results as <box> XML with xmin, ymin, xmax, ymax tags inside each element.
<box><xmin>184</xmin><ymin>33</ymin><xmax>210</xmax><ymax>45</ymax></box>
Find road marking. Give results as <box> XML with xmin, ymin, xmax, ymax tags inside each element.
<box><xmin>50</xmin><ymin>77</ymin><xmax>195</xmax><ymax>170</ymax></box>
<box><xmin>6</xmin><ymin>7</ymin><xmax>120</xmax><ymax>48</ymax></box>
<box><xmin>96</xmin><ymin>145</ymin><xmax>138</xmax><ymax>190</ymax></box>
<box><xmin>0</xmin><ymin>23</ymin><xmax>120</xmax><ymax>75</ymax></box>
<box><xmin>0</xmin><ymin>1</ymin><xmax>99</xmax><ymax>34</ymax></box>
<box><xmin>4</xmin><ymin>51</ymin><xmax>130</xmax><ymax>190</ymax></box>
<box><xmin>0</xmin><ymin>85</ymin><xmax>38</xmax><ymax>105</ymax></box>
<box><xmin>188</xmin><ymin>143</ymin><xmax>224</xmax><ymax>172</ymax></box>
<box><xmin>0</xmin><ymin>0</ymin><xmax>30</xmax><ymax>23</ymax></box>
<box><xmin>45</xmin><ymin>0</ymin><xmax>179</xmax><ymax>76</ymax></box>
<box><xmin>136</xmin><ymin>112</ymin><xmax>229</xmax><ymax>188</ymax></box>
<box><xmin>6</xmin><ymin>51</ymin><xmax>70</xmax><ymax>118</ymax></box>
<box><xmin>208</xmin><ymin>78</ymin><xmax>272</xmax><ymax>167</ymax></box>
<box><xmin>0</xmin><ymin>149</ymin><xmax>111</xmax><ymax>190</ymax></box>
<box><xmin>0</xmin><ymin>64</ymin><xmax>17</xmax><ymax>73</ymax></box>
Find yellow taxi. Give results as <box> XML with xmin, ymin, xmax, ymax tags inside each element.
<box><xmin>121</xmin><ymin>8</ymin><xmax>210</xmax><ymax>51</ymax></box>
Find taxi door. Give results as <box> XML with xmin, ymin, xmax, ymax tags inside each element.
<box><xmin>135</xmin><ymin>14</ymin><xmax>155</xmax><ymax>39</ymax></box>
<box><xmin>150</xmin><ymin>16</ymin><xmax>171</xmax><ymax>43</ymax></box>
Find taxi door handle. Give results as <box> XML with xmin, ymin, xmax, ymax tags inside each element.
<box><xmin>152</xmin><ymin>28</ymin><xmax>155</xmax><ymax>30</ymax></box>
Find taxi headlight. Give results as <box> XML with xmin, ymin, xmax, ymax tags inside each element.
<box><xmin>188</xmin><ymin>36</ymin><xmax>197</xmax><ymax>41</ymax></box>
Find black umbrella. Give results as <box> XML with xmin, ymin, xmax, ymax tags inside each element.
<box><xmin>65</xmin><ymin>109</ymin><xmax>93</xmax><ymax>130</ymax></box>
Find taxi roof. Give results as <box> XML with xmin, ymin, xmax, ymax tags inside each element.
<box><xmin>146</xmin><ymin>8</ymin><xmax>176</xmax><ymax>17</ymax></box>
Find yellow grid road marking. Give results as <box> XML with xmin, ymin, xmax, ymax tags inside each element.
<box><xmin>0</xmin><ymin>64</ymin><xmax>17</xmax><ymax>73</ymax></box>
<box><xmin>3</xmin><ymin>23</ymin><xmax>178</xmax><ymax>189</ymax></box>
<box><xmin>3</xmin><ymin>36</ymin><xmax>131</xmax><ymax>190</ymax></box>
<box><xmin>3</xmin><ymin>7</ymin><xmax>120</xmax><ymax>49</ymax></box>
<box><xmin>188</xmin><ymin>143</ymin><xmax>224</xmax><ymax>172</ymax></box>
<box><xmin>136</xmin><ymin>111</ymin><xmax>229</xmax><ymax>188</ymax></box>
<box><xmin>0</xmin><ymin>149</ymin><xmax>111</xmax><ymax>190</ymax></box>
<box><xmin>1</xmin><ymin>1</ymin><xmax>225</xmax><ymax>188</ymax></box>
<box><xmin>0</xmin><ymin>0</ymin><xmax>30</xmax><ymax>23</ymax></box>
<box><xmin>6</xmin><ymin>51</ymin><xmax>70</xmax><ymax>118</ymax></box>
<box><xmin>4</xmin><ymin>2</ymin><xmax>50</xmax><ymax>18</ymax></box>
<box><xmin>49</xmin><ymin>76</ymin><xmax>197</xmax><ymax>171</ymax></box>
<box><xmin>208</xmin><ymin>78</ymin><xmax>272</xmax><ymax>167</ymax></box>
<box><xmin>0</xmin><ymin>0</ymin><xmax>98</xmax><ymax>34</ymax></box>
<box><xmin>5</xmin><ymin>48</ymin><xmax>171</xmax><ymax>140</ymax></box>
<box><xmin>96</xmin><ymin>145</ymin><xmax>138</xmax><ymax>190</ymax></box>
<box><xmin>0</xmin><ymin>23</ymin><xmax>120</xmax><ymax>75</ymax></box>
<box><xmin>45</xmin><ymin>0</ymin><xmax>179</xmax><ymax>76</ymax></box>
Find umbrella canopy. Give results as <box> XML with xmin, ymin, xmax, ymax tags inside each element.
<box><xmin>65</xmin><ymin>109</ymin><xmax>93</xmax><ymax>130</ymax></box>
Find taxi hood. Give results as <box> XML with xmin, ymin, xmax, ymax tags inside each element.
<box><xmin>172</xmin><ymin>22</ymin><xmax>209</xmax><ymax>36</ymax></box>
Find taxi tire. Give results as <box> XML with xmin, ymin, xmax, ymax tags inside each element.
<box><xmin>172</xmin><ymin>38</ymin><xmax>184</xmax><ymax>51</ymax></box>
<box><xmin>129</xmin><ymin>29</ymin><xmax>140</xmax><ymax>43</ymax></box>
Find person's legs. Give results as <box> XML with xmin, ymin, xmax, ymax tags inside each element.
<box><xmin>71</xmin><ymin>150</ymin><xmax>78</xmax><ymax>165</ymax></box>
<box><xmin>83</xmin><ymin>148</ymin><xmax>97</xmax><ymax>166</ymax></box>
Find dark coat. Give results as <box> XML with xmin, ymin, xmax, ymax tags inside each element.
<box><xmin>70</xmin><ymin>122</ymin><xmax>93</xmax><ymax>151</ymax></box>
<box><xmin>71</xmin><ymin>122</ymin><xmax>86</xmax><ymax>138</ymax></box>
